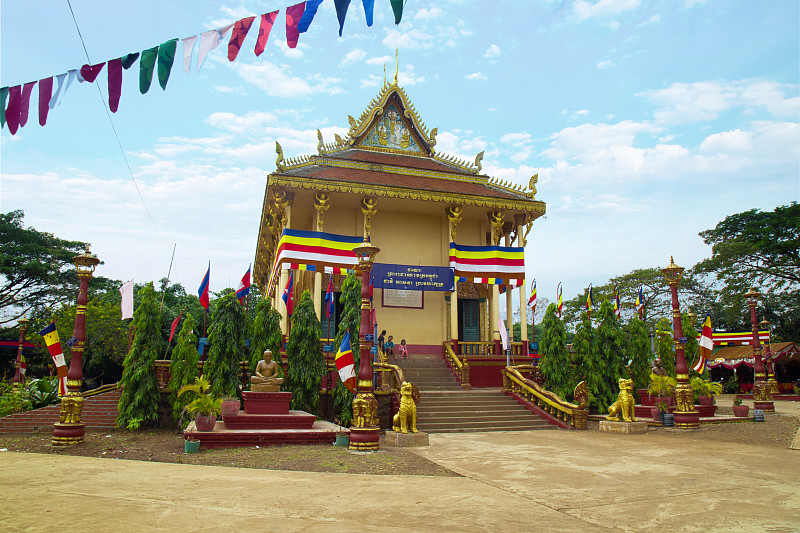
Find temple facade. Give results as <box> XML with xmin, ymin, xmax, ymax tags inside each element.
<box><xmin>254</xmin><ymin>74</ymin><xmax>545</xmax><ymax>360</ymax></box>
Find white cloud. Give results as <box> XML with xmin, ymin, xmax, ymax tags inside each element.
<box><xmin>233</xmin><ymin>61</ymin><xmax>344</xmax><ymax>98</ymax></box>
<box><xmin>465</xmin><ymin>72</ymin><xmax>486</xmax><ymax>81</ymax></box>
<box><xmin>639</xmin><ymin>79</ymin><xmax>800</xmax><ymax>125</ymax></box>
<box><xmin>366</xmin><ymin>55</ymin><xmax>393</xmax><ymax>66</ymax></box>
<box><xmin>214</xmin><ymin>85</ymin><xmax>246</xmax><ymax>95</ymax></box>
<box><xmin>340</xmin><ymin>49</ymin><xmax>367</xmax><ymax>67</ymax></box>
<box><xmin>414</xmin><ymin>7</ymin><xmax>443</xmax><ymax>20</ymax></box>
<box><xmin>206</xmin><ymin>111</ymin><xmax>279</xmax><ymax>135</ymax></box>
<box><xmin>598</xmin><ymin>60</ymin><xmax>615</xmax><ymax>69</ymax></box>
<box><xmin>483</xmin><ymin>44</ymin><xmax>500</xmax><ymax>58</ymax></box>
<box><xmin>383</xmin><ymin>26</ymin><xmax>436</xmax><ymax>50</ymax></box>
<box><xmin>573</xmin><ymin>0</ymin><xmax>641</xmax><ymax>21</ymax></box>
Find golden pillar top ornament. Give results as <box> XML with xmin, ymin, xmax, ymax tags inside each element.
<box><xmin>661</xmin><ymin>256</ymin><xmax>684</xmax><ymax>287</ymax></box>
<box><xmin>361</xmin><ymin>197</ymin><xmax>378</xmax><ymax>239</ymax></box>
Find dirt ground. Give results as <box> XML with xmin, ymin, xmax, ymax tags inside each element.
<box><xmin>0</xmin><ymin>409</ymin><xmax>796</xmax><ymax>474</ymax></box>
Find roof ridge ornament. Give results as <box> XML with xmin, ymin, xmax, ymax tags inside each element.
<box><xmin>276</xmin><ymin>141</ymin><xmax>285</xmax><ymax>171</ymax></box>
<box><xmin>393</xmin><ymin>48</ymin><xmax>399</xmax><ymax>86</ymax></box>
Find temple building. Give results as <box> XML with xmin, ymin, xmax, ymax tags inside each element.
<box><xmin>254</xmin><ymin>70</ymin><xmax>545</xmax><ymax>368</ymax></box>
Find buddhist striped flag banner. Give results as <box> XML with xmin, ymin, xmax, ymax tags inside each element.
<box><xmin>38</xmin><ymin>321</ymin><xmax>68</xmax><ymax>396</ymax></box>
<box><xmin>268</xmin><ymin>229</ymin><xmax>363</xmax><ymax>295</ymax></box>
<box><xmin>693</xmin><ymin>313</ymin><xmax>713</xmax><ymax>373</ymax></box>
<box><xmin>695</xmin><ymin>329</ymin><xmax>770</xmax><ymax>346</ymax></box>
<box><xmin>335</xmin><ymin>331</ymin><xmax>357</xmax><ymax>393</ymax></box>
<box><xmin>449</xmin><ymin>242</ymin><xmax>525</xmax><ymax>281</ymax></box>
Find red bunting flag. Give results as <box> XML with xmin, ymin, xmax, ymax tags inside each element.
<box><xmin>18</xmin><ymin>81</ymin><xmax>36</xmax><ymax>129</ymax></box>
<box><xmin>229</xmin><ymin>16</ymin><xmax>256</xmax><ymax>61</ymax></box>
<box><xmin>108</xmin><ymin>58</ymin><xmax>122</xmax><ymax>112</ymax></box>
<box><xmin>286</xmin><ymin>2</ymin><xmax>306</xmax><ymax>49</ymax></box>
<box><xmin>6</xmin><ymin>85</ymin><xmax>21</xmax><ymax>134</ymax></box>
<box><xmin>80</xmin><ymin>62</ymin><xmax>105</xmax><ymax>83</ymax></box>
<box><xmin>38</xmin><ymin>77</ymin><xmax>53</xmax><ymax>126</ymax></box>
<box><xmin>255</xmin><ymin>11</ymin><xmax>279</xmax><ymax>56</ymax></box>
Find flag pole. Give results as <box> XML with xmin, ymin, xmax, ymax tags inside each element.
<box><xmin>159</xmin><ymin>243</ymin><xmax>176</xmax><ymax>312</ymax></box>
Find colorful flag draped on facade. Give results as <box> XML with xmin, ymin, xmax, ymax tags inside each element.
<box><xmin>38</xmin><ymin>322</ymin><xmax>67</xmax><ymax>396</ymax></box>
<box><xmin>557</xmin><ymin>282</ymin><xmax>563</xmax><ymax>318</ymax></box>
<box><xmin>527</xmin><ymin>279</ymin><xmax>537</xmax><ymax>307</ymax></box>
<box><xmin>324</xmin><ymin>277</ymin><xmax>334</xmax><ymax>318</ymax></box>
<box><xmin>268</xmin><ymin>228</ymin><xmax>362</xmax><ymax>296</ymax></box>
<box><xmin>635</xmin><ymin>285</ymin><xmax>644</xmax><ymax>316</ymax></box>
<box><xmin>283</xmin><ymin>270</ymin><xmax>295</xmax><ymax>317</ymax></box>
<box><xmin>335</xmin><ymin>331</ymin><xmax>357</xmax><ymax>393</ymax></box>
<box><xmin>693</xmin><ymin>313</ymin><xmax>714</xmax><ymax>373</ymax></box>
<box><xmin>585</xmin><ymin>284</ymin><xmax>593</xmax><ymax>317</ymax></box>
<box><xmin>198</xmin><ymin>263</ymin><xmax>210</xmax><ymax>310</ymax></box>
<box><xmin>236</xmin><ymin>265</ymin><xmax>251</xmax><ymax>304</ymax></box>
<box><xmin>613</xmin><ymin>285</ymin><xmax>621</xmax><ymax>318</ymax></box>
<box><xmin>448</xmin><ymin>242</ymin><xmax>525</xmax><ymax>281</ymax></box>
<box><xmin>120</xmin><ymin>279</ymin><xmax>134</xmax><ymax>319</ymax></box>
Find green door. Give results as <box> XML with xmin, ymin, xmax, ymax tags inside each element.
<box><xmin>458</xmin><ymin>299</ymin><xmax>480</xmax><ymax>342</ymax></box>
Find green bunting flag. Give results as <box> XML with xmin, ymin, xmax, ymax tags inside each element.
<box><xmin>390</xmin><ymin>0</ymin><xmax>404</xmax><ymax>25</ymax></box>
<box><xmin>139</xmin><ymin>45</ymin><xmax>158</xmax><ymax>94</ymax></box>
<box><xmin>157</xmin><ymin>39</ymin><xmax>178</xmax><ymax>90</ymax></box>
<box><xmin>121</xmin><ymin>52</ymin><xmax>139</xmax><ymax>70</ymax></box>
<box><xmin>0</xmin><ymin>86</ymin><xmax>8</xmax><ymax>129</ymax></box>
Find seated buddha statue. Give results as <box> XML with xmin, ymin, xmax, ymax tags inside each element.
<box><xmin>251</xmin><ymin>349</ymin><xmax>283</xmax><ymax>392</ymax></box>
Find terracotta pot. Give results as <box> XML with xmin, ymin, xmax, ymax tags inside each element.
<box><xmin>698</xmin><ymin>395</ymin><xmax>714</xmax><ymax>406</ymax></box>
<box><xmin>650</xmin><ymin>408</ymin><xmax>663</xmax><ymax>423</ymax></box>
<box><xmin>194</xmin><ymin>413</ymin><xmax>217</xmax><ymax>431</ymax></box>
<box><xmin>655</xmin><ymin>396</ymin><xmax>674</xmax><ymax>407</ymax></box>
<box><xmin>732</xmin><ymin>405</ymin><xmax>749</xmax><ymax>418</ymax></box>
<box><xmin>220</xmin><ymin>399</ymin><xmax>240</xmax><ymax>418</ymax></box>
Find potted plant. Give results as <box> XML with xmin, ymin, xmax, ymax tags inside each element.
<box><xmin>220</xmin><ymin>396</ymin><xmax>240</xmax><ymax>418</ymax></box>
<box><xmin>732</xmin><ymin>397</ymin><xmax>749</xmax><ymax>418</ymax></box>
<box><xmin>178</xmin><ymin>375</ymin><xmax>221</xmax><ymax>431</ymax></box>
<box><xmin>651</xmin><ymin>400</ymin><xmax>668</xmax><ymax>424</ymax></box>
<box><xmin>647</xmin><ymin>373</ymin><xmax>677</xmax><ymax>407</ymax></box>
<box><xmin>691</xmin><ymin>377</ymin><xmax>722</xmax><ymax>406</ymax></box>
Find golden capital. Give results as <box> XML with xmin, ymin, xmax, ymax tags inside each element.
<box><xmin>661</xmin><ymin>256</ymin><xmax>684</xmax><ymax>286</ymax></box>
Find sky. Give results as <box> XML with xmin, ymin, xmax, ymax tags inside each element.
<box><xmin>1</xmin><ymin>0</ymin><xmax>798</xmax><ymax>320</ymax></box>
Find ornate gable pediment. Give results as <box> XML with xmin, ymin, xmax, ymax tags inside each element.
<box><xmin>347</xmin><ymin>81</ymin><xmax>437</xmax><ymax>156</ymax></box>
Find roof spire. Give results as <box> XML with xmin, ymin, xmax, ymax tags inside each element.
<box><xmin>383</xmin><ymin>64</ymin><xmax>386</xmax><ymax>86</ymax></box>
<box><xmin>393</xmin><ymin>48</ymin><xmax>399</xmax><ymax>85</ymax></box>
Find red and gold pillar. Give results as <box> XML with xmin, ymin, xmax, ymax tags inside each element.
<box><xmin>746</xmin><ymin>289</ymin><xmax>774</xmax><ymax>412</ymax></box>
<box><xmin>52</xmin><ymin>247</ymin><xmax>100</xmax><ymax>446</ymax></box>
<box><xmin>12</xmin><ymin>318</ymin><xmax>30</xmax><ymax>388</ymax></box>
<box><xmin>349</xmin><ymin>239</ymin><xmax>381</xmax><ymax>451</ymax></box>
<box><xmin>662</xmin><ymin>257</ymin><xmax>699</xmax><ymax>429</ymax></box>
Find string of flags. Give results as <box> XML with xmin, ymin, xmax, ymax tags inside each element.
<box><xmin>1</xmin><ymin>0</ymin><xmax>406</xmax><ymax>135</ymax></box>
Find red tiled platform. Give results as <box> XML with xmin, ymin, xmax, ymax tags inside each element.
<box><xmin>634</xmin><ymin>404</ymin><xmax>717</xmax><ymax>418</ymax></box>
<box><xmin>735</xmin><ymin>394</ymin><xmax>800</xmax><ymax>401</ymax></box>
<box><xmin>183</xmin><ymin>419</ymin><xmax>343</xmax><ymax>449</ymax></box>
<box><xmin>221</xmin><ymin>410</ymin><xmax>315</xmax><ymax>430</ymax></box>
<box><xmin>588</xmin><ymin>414</ymin><xmax>753</xmax><ymax>427</ymax></box>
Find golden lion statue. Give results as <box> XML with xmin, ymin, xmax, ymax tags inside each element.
<box><xmin>606</xmin><ymin>378</ymin><xmax>637</xmax><ymax>422</ymax></box>
<box><xmin>392</xmin><ymin>382</ymin><xmax>419</xmax><ymax>434</ymax></box>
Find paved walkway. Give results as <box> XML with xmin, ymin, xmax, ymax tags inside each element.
<box><xmin>1</xmin><ymin>399</ymin><xmax>798</xmax><ymax>532</ymax></box>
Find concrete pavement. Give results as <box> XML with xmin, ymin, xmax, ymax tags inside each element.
<box><xmin>1</xmin><ymin>399</ymin><xmax>798</xmax><ymax>532</ymax></box>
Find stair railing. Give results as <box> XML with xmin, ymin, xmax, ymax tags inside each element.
<box><xmin>373</xmin><ymin>362</ymin><xmax>406</xmax><ymax>394</ymax></box>
<box><xmin>502</xmin><ymin>365</ymin><xmax>589</xmax><ymax>430</ymax></box>
<box><xmin>444</xmin><ymin>342</ymin><xmax>471</xmax><ymax>390</ymax></box>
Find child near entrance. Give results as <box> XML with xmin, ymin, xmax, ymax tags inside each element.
<box><xmin>398</xmin><ymin>339</ymin><xmax>409</xmax><ymax>359</ymax></box>
<box><xmin>385</xmin><ymin>335</ymin><xmax>395</xmax><ymax>359</ymax></box>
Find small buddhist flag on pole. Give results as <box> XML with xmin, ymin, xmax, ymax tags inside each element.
<box><xmin>557</xmin><ymin>282</ymin><xmax>563</xmax><ymax>319</ymax></box>
<box><xmin>613</xmin><ymin>284</ymin><xmax>621</xmax><ymax>318</ymax></box>
<box><xmin>335</xmin><ymin>331</ymin><xmax>357</xmax><ymax>393</ymax></box>
<box><xmin>38</xmin><ymin>321</ymin><xmax>67</xmax><ymax>396</ymax></box>
<box><xmin>635</xmin><ymin>285</ymin><xmax>645</xmax><ymax>318</ymax></box>
<box><xmin>585</xmin><ymin>284</ymin><xmax>593</xmax><ymax>318</ymax></box>
<box><xmin>693</xmin><ymin>313</ymin><xmax>713</xmax><ymax>374</ymax></box>
<box><xmin>527</xmin><ymin>279</ymin><xmax>537</xmax><ymax>307</ymax></box>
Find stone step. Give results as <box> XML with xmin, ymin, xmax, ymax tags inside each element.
<box><xmin>418</xmin><ymin>413</ymin><xmax>543</xmax><ymax>424</ymax></box>
<box><xmin>416</xmin><ymin>424</ymin><xmax>555</xmax><ymax>434</ymax></box>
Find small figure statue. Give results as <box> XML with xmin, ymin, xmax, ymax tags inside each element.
<box><xmin>651</xmin><ymin>357</ymin><xmax>667</xmax><ymax>376</ymax></box>
<box><xmin>606</xmin><ymin>378</ymin><xmax>637</xmax><ymax>422</ymax></box>
<box><xmin>392</xmin><ymin>382</ymin><xmax>419</xmax><ymax>434</ymax></box>
<box><xmin>250</xmin><ymin>350</ymin><xmax>283</xmax><ymax>392</ymax></box>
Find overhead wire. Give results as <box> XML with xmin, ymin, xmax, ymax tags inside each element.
<box><xmin>66</xmin><ymin>0</ymin><xmax>166</xmax><ymax>244</ymax></box>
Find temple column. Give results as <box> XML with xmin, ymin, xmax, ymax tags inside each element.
<box><xmin>446</xmin><ymin>206</ymin><xmax>463</xmax><ymax>355</ymax></box>
<box><xmin>313</xmin><ymin>193</ymin><xmax>331</xmax><ymax>321</ymax></box>
<box><xmin>516</xmin><ymin>214</ymin><xmax>529</xmax><ymax>355</ymax></box>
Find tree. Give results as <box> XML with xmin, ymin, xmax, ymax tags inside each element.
<box><xmin>205</xmin><ymin>292</ymin><xmax>247</xmax><ymax>399</ymax></box>
<box><xmin>285</xmin><ymin>290</ymin><xmax>325</xmax><ymax>414</ymax></box>
<box><xmin>654</xmin><ymin>317</ymin><xmax>675</xmax><ymax>377</ymax></box>
<box><xmin>168</xmin><ymin>313</ymin><xmax>199</xmax><ymax>426</ymax></box>
<box><xmin>116</xmin><ymin>283</ymin><xmax>162</xmax><ymax>428</ymax></box>
<box><xmin>590</xmin><ymin>300</ymin><xmax>624</xmax><ymax>413</ymax></box>
<box><xmin>249</xmin><ymin>296</ymin><xmax>283</xmax><ymax>379</ymax></box>
<box><xmin>538</xmin><ymin>303</ymin><xmax>573</xmax><ymax>400</ymax></box>
<box><xmin>625</xmin><ymin>317</ymin><xmax>652</xmax><ymax>392</ymax></box>
<box><xmin>332</xmin><ymin>274</ymin><xmax>362</xmax><ymax>425</ymax></box>
<box><xmin>571</xmin><ymin>314</ymin><xmax>593</xmax><ymax>387</ymax></box>
<box><xmin>0</xmin><ymin>210</ymin><xmax>89</xmax><ymax>325</ymax></box>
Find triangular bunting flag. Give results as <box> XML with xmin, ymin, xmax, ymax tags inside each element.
<box><xmin>181</xmin><ymin>36</ymin><xmax>197</xmax><ymax>73</ymax></box>
<box><xmin>255</xmin><ymin>11</ymin><xmax>279</xmax><ymax>56</ymax></box>
<box><xmin>38</xmin><ymin>77</ymin><xmax>52</xmax><ymax>126</ymax></box>
<box><xmin>80</xmin><ymin>62</ymin><xmax>106</xmax><ymax>83</ymax></box>
<box><xmin>0</xmin><ymin>86</ymin><xmax>7</xmax><ymax>129</ymax></box>
<box><xmin>298</xmin><ymin>0</ymin><xmax>323</xmax><ymax>33</ymax></box>
<box><xmin>157</xmin><ymin>38</ymin><xmax>178</xmax><ymax>90</ymax></box>
<box><xmin>197</xmin><ymin>24</ymin><xmax>234</xmax><ymax>71</ymax></box>
<box><xmin>17</xmin><ymin>81</ymin><xmax>36</xmax><ymax>129</ymax></box>
<box><xmin>108</xmin><ymin>59</ymin><xmax>122</xmax><ymax>112</ymax></box>
<box><xmin>121</xmin><ymin>52</ymin><xmax>139</xmax><ymax>70</ymax></box>
<box><xmin>139</xmin><ymin>46</ymin><xmax>158</xmax><ymax>94</ymax></box>
<box><xmin>334</xmin><ymin>0</ymin><xmax>351</xmax><ymax>36</ymax></box>
<box><xmin>48</xmin><ymin>73</ymin><xmax>66</xmax><ymax>109</ymax></box>
<box><xmin>390</xmin><ymin>0</ymin><xmax>404</xmax><ymax>24</ymax></box>
<box><xmin>5</xmin><ymin>85</ymin><xmax>20</xmax><ymax>134</ymax></box>
<box><xmin>228</xmin><ymin>16</ymin><xmax>256</xmax><ymax>61</ymax></box>
<box><xmin>362</xmin><ymin>0</ymin><xmax>374</xmax><ymax>26</ymax></box>
<box><xmin>286</xmin><ymin>2</ymin><xmax>306</xmax><ymax>49</ymax></box>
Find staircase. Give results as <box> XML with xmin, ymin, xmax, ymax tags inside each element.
<box><xmin>396</xmin><ymin>355</ymin><xmax>553</xmax><ymax>433</ymax></box>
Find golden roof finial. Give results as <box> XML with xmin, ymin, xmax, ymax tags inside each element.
<box><xmin>393</xmin><ymin>48</ymin><xmax>399</xmax><ymax>85</ymax></box>
<box><xmin>383</xmin><ymin>64</ymin><xmax>386</xmax><ymax>86</ymax></box>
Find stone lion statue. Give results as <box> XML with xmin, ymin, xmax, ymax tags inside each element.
<box><xmin>392</xmin><ymin>382</ymin><xmax>420</xmax><ymax>434</ymax></box>
<box><xmin>606</xmin><ymin>378</ymin><xmax>637</xmax><ymax>422</ymax></box>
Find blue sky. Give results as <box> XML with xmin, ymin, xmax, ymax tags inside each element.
<box><xmin>1</xmin><ymin>0</ymin><xmax>798</xmax><ymax>320</ymax></box>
